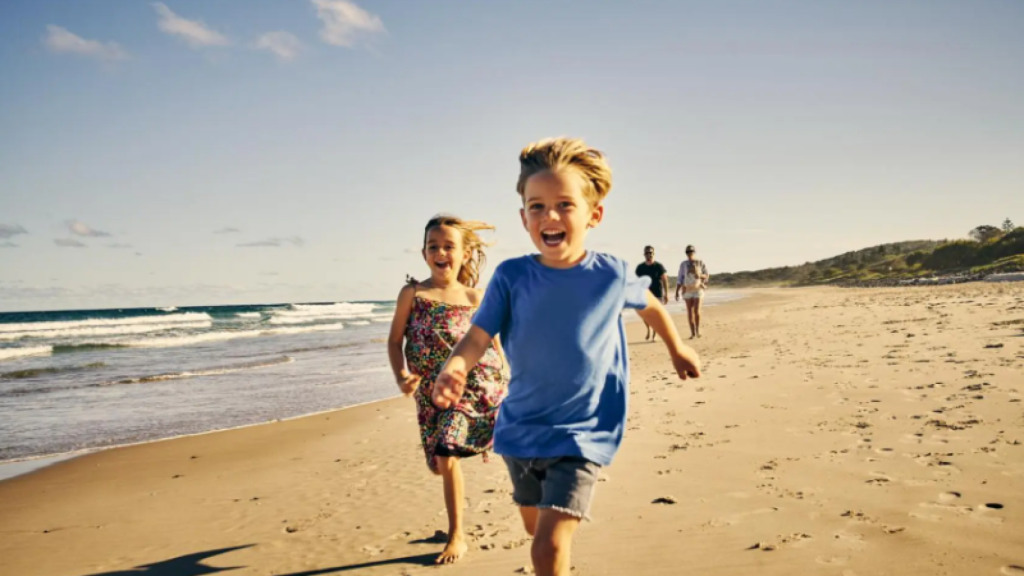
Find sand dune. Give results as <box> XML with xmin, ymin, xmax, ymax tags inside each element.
<box><xmin>1</xmin><ymin>284</ymin><xmax>1022</xmax><ymax>575</ymax></box>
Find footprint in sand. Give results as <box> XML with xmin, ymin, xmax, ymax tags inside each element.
<box><xmin>816</xmin><ymin>555</ymin><xmax>850</xmax><ymax>566</ymax></box>
<box><xmin>974</xmin><ymin>503</ymin><xmax>1006</xmax><ymax>525</ymax></box>
<box><xmin>1001</xmin><ymin>566</ymin><xmax>1024</xmax><ymax>575</ymax></box>
<box><xmin>865</xmin><ymin>472</ymin><xmax>893</xmax><ymax>486</ymax></box>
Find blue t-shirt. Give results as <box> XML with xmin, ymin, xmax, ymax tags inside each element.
<box><xmin>472</xmin><ymin>251</ymin><xmax>651</xmax><ymax>466</ymax></box>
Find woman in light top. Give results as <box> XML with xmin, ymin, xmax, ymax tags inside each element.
<box><xmin>675</xmin><ymin>244</ymin><xmax>709</xmax><ymax>338</ymax></box>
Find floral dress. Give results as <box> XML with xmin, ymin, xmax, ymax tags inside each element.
<box><xmin>405</xmin><ymin>295</ymin><xmax>507</xmax><ymax>472</ymax></box>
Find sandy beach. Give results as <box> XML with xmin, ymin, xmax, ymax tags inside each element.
<box><xmin>1</xmin><ymin>284</ymin><xmax>1022</xmax><ymax>576</ymax></box>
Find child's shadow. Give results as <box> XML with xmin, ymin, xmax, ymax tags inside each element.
<box><xmin>76</xmin><ymin>544</ymin><xmax>440</xmax><ymax>576</ymax></box>
<box><xmin>77</xmin><ymin>546</ymin><xmax>252</xmax><ymax>576</ymax></box>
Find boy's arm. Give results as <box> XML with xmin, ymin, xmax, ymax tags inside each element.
<box><xmin>433</xmin><ymin>324</ymin><xmax>493</xmax><ymax>408</ymax></box>
<box><xmin>636</xmin><ymin>292</ymin><xmax>701</xmax><ymax>379</ymax></box>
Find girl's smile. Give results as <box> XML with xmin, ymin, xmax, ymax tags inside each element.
<box><xmin>423</xmin><ymin>225</ymin><xmax>467</xmax><ymax>282</ymax></box>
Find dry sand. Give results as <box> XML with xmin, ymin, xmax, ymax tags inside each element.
<box><xmin>1</xmin><ymin>284</ymin><xmax>1023</xmax><ymax>576</ymax></box>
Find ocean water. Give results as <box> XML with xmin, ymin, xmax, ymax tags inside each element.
<box><xmin>0</xmin><ymin>301</ymin><xmax>397</xmax><ymax>463</ymax></box>
<box><xmin>0</xmin><ymin>291</ymin><xmax>742</xmax><ymax>466</ymax></box>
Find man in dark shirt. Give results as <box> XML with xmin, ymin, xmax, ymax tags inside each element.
<box><xmin>635</xmin><ymin>245</ymin><xmax>669</xmax><ymax>341</ymax></box>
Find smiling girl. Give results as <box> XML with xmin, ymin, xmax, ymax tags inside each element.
<box><xmin>387</xmin><ymin>214</ymin><xmax>507</xmax><ymax>565</ymax></box>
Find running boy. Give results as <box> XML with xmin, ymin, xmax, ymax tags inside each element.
<box><xmin>432</xmin><ymin>137</ymin><xmax>701</xmax><ymax>576</ymax></box>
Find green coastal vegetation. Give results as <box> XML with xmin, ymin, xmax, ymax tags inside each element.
<box><xmin>712</xmin><ymin>219</ymin><xmax>1024</xmax><ymax>288</ymax></box>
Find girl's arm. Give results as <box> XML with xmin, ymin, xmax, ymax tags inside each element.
<box><xmin>387</xmin><ymin>284</ymin><xmax>420</xmax><ymax>395</ymax></box>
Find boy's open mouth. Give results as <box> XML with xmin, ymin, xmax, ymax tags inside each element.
<box><xmin>434</xmin><ymin>261</ymin><xmax>451</xmax><ymax>270</ymax></box>
<box><xmin>541</xmin><ymin>230</ymin><xmax>566</xmax><ymax>247</ymax></box>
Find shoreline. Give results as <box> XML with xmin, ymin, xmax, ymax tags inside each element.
<box><xmin>0</xmin><ymin>290</ymin><xmax>749</xmax><ymax>480</ymax></box>
<box><xmin>0</xmin><ymin>393</ymin><xmax>404</xmax><ymax>481</ymax></box>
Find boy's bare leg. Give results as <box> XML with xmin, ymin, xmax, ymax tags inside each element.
<box><xmin>436</xmin><ymin>456</ymin><xmax>468</xmax><ymax>564</ymax></box>
<box><xmin>532</xmin><ymin>508</ymin><xmax>581</xmax><ymax>576</ymax></box>
<box><xmin>518</xmin><ymin>505</ymin><xmax>539</xmax><ymax>536</ymax></box>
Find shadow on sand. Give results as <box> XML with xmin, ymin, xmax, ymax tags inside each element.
<box><xmin>78</xmin><ymin>545</ymin><xmax>440</xmax><ymax>576</ymax></box>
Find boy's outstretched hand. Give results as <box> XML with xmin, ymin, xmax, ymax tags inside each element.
<box><xmin>433</xmin><ymin>368</ymin><xmax>467</xmax><ymax>409</ymax></box>
<box><xmin>670</xmin><ymin>344</ymin><xmax>702</xmax><ymax>380</ymax></box>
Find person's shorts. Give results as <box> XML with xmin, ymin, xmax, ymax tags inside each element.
<box><xmin>682</xmin><ymin>289</ymin><xmax>705</xmax><ymax>301</ymax></box>
<box><xmin>503</xmin><ymin>456</ymin><xmax>601</xmax><ymax>520</ymax></box>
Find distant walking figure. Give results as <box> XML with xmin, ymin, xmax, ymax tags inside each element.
<box><xmin>675</xmin><ymin>245</ymin><xmax>709</xmax><ymax>338</ymax></box>
<box><xmin>635</xmin><ymin>245</ymin><xmax>669</xmax><ymax>341</ymax></box>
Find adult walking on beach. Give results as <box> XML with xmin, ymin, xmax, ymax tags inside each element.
<box><xmin>636</xmin><ymin>245</ymin><xmax>669</xmax><ymax>341</ymax></box>
<box><xmin>675</xmin><ymin>245</ymin><xmax>709</xmax><ymax>338</ymax></box>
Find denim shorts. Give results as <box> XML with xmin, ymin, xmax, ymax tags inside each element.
<box><xmin>502</xmin><ymin>455</ymin><xmax>601</xmax><ymax>520</ymax></box>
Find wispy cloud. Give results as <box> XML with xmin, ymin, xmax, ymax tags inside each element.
<box><xmin>43</xmin><ymin>25</ymin><xmax>128</xmax><ymax>61</ymax></box>
<box><xmin>66</xmin><ymin>220</ymin><xmax>111</xmax><ymax>237</ymax></box>
<box><xmin>311</xmin><ymin>0</ymin><xmax>385</xmax><ymax>48</ymax></box>
<box><xmin>108</xmin><ymin>243</ymin><xmax>134</xmax><ymax>249</ymax></box>
<box><xmin>153</xmin><ymin>2</ymin><xmax>229</xmax><ymax>48</ymax></box>
<box><xmin>214</xmin><ymin>227</ymin><xmax>241</xmax><ymax>234</ymax></box>
<box><xmin>0</xmin><ymin>224</ymin><xmax>28</xmax><ymax>239</ymax></box>
<box><xmin>255</xmin><ymin>31</ymin><xmax>302</xmax><ymax>61</ymax></box>
<box><xmin>55</xmin><ymin>238</ymin><xmax>87</xmax><ymax>248</ymax></box>
<box><xmin>237</xmin><ymin>236</ymin><xmax>304</xmax><ymax>248</ymax></box>
<box><xmin>0</xmin><ymin>241</ymin><xmax>17</xmax><ymax>248</ymax></box>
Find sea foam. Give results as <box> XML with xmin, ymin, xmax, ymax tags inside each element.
<box><xmin>0</xmin><ymin>320</ymin><xmax>212</xmax><ymax>341</ymax></box>
<box><xmin>0</xmin><ymin>313</ymin><xmax>212</xmax><ymax>334</ymax></box>
<box><xmin>0</xmin><ymin>346</ymin><xmax>54</xmax><ymax>361</ymax></box>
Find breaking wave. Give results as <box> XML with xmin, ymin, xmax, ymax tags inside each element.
<box><xmin>0</xmin><ymin>346</ymin><xmax>54</xmax><ymax>362</ymax></box>
<box><xmin>0</xmin><ymin>320</ymin><xmax>212</xmax><ymax>341</ymax></box>
<box><xmin>0</xmin><ymin>313</ymin><xmax>212</xmax><ymax>334</ymax></box>
<box><xmin>53</xmin><ymin>323</ymin><xmax>349</xmax><ymax>350</ymax></box>
<box><xmin>1</xmin><ymin>362</ymin><xmax>106</xmax><ymax>380</ymax></box>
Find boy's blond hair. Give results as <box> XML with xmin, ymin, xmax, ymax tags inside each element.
<box><xmin>420</xmin><ymin>214</ymin><xmax>494</xmax><ymax>288</ymax></box>
<box><xmin>516</xmin><ymin>137</ymin><xmax>612</xmax><ymax>207</ymax></box>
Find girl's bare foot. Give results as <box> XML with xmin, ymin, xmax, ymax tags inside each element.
<box><xmin>436</xmin><ymin>535</ymin><xmax>468</xmax><ymax>564</ymax></box>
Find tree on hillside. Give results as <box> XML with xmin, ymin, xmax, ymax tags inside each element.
<box><xmin>969</xmin><ymin>225</ymin><xmax>1003</xmax><ymax>243</ymax></box>
<box><xmin>1003</xmin><ymin>218</ymin><xmax>1016</xmax><ymax>233</ymax></box>
<box><xmin>924</xmin><ymin>241</ymin><xmax>980</xmax><ymax>270</ymax></box>
<box><xmin>906</xmin><ymin>251</ymin><xmax>928</xmax><ymax>267</ymax></box>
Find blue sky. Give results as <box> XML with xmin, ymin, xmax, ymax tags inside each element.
<box><xmin>1</xmin><ymin>0</ymin><xmax>1022</xmax><ymax>311</ymax></box>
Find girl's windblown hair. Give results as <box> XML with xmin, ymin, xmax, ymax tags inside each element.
<box><xmin>418</xmin><ymin>214</ymin><xmax>494</xmax><ymax>288</ymax></box>
<box><xmin>516</xmin><ymin>137</ymin><xmax>612</xmax><ymax>206</ymax></box>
